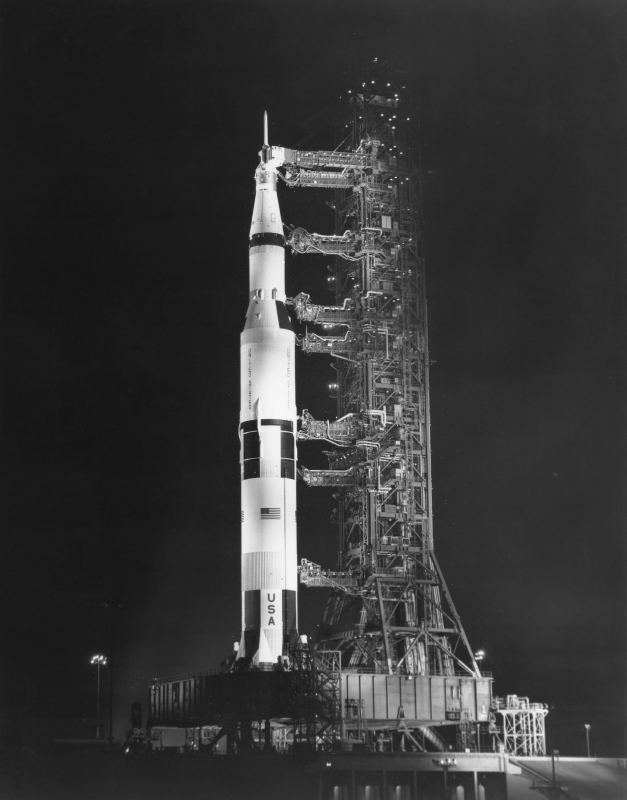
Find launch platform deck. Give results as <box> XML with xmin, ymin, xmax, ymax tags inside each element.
<box><xmin>8</xmin><ymin>749</ymin><xmax>626</xmax><ymax>800</ymax></box>
<box><xmin>148</xmin><ymin>668</ymin><xmax>492</xmax><ymax>732</ymax></box>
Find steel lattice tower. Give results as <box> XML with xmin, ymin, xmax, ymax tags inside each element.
<box><xmin>287</xmin><ymin>79</ymin><xmax>480</xmax><ymax>688</ymax></box>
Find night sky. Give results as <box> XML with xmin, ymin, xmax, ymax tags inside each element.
<box><xmin>1</xmin><ymin>0</ymin><xmax>625</xmax><ymax>757</ymax></box>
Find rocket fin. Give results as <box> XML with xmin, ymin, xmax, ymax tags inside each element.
<box><xmin>256</xmin><ymin>629</ymin><xmax>272</xmax><ymax>665</ymax></box>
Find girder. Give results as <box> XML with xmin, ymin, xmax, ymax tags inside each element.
<box><xmin>269</xmin><ymin>145</ymin><xmax>378</xmax><ymax>171</ymax></box>
<box><xmin>288</xmin><ymin>293</ymin><xmax>355</xmax><ymax>325</ymax></box>
<box><xmin>287</xmin><ymin>89</ymin><xmax>482</xmax><ymax>685</ymax></box>
<box><xmin>283</xmin><ymin>170</ymin><xmax>355</xmax><ymax>189</ymax></box>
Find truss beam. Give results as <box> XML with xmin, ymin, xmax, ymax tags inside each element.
<box><xmin>285</xmin><ymin>90</ymin><xmax>481</xmax><ymax>687</ymax></box>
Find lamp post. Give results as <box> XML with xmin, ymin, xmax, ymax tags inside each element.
<box><xmin>474</xmin><ymin>649</ymin><xmax>485</xmax><ymax>678</ymax></box>
<box><xmin>103</xmin><ymin>598</ymin><xmax>121</xmax><ymax>745</ymax></box>
<box><xmin>90</xmin><ymin>655</ymin><xmax>107</xmax><ymax>740</ymax></box>
<box><xmin>433</xmin><ymin>758</ymin><xmax>457</xmax><ymax>799</ymax></box>
<box><xmin>584</xmin><ymin>724</ymin><xmax>591</xmax><ymax>758</ymax></box>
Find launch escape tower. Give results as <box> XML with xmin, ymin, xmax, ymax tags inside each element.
<box><xmin>146</xmin><ymin>79</ymin><xmax>548</xmax><ymax>759</ymax></box>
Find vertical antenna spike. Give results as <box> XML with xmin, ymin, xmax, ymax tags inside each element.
<box><xmin>263</xmin><ymin>111</ymin><xmax>268</xmax><ymax>146</ymax></box>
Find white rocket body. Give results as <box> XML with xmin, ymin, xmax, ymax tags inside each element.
<box><xmin>238</xmin><ymin>128</ymin><xmax>298</xmax><ymax>667</ymax></box>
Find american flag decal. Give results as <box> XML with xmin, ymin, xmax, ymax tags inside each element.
<box><xmin>261</xmin><ymin>507</ymin><xmax>281</xmax><ymax>520</ymax></box>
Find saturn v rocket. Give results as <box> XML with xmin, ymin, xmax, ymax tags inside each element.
<box><xmin>238</xmin><ymin>115</ymin><xmax>298</xmax><ymax>667</ymax></box>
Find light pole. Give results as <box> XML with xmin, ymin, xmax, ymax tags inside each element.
<box><xmin>103</xmin><ymin>598</ymin><xmax>121</xmax><ymax>745</ymax></box>
<box><xmin>433</xmin><ymin>757</ymin><xmax>457</xmax><ymax>799</ymax></box>
<box><xmin>90</xmin><ymin>655</ymin><xmax>107</xmax><ymax>739</ymax></box>
<box><xmin>474</xmin><ymin>649</ymin><xmax>485</xmax><ymax>675</ymax></box>
<box><xmin>584</xmin><ymin>724</ymin><xmax>591</xmax><ymax>758</ymax></box>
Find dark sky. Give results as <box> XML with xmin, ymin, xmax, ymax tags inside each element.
<box><xmin>1</xmin><ymin>0</ymin><xmax>625</xmax><ymax>756</ymax></box>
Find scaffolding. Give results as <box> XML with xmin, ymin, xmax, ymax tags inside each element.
<box><xmin>280</xmin><ymin>79</ymin><xmax>493</xmax><ymax>749</ymax></box>
<box><xmin>494</xmin><ymin>695</ymin><xmax>548</xmax><ymax>757</ymax></box>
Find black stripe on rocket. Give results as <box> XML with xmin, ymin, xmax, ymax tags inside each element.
<box><xmin>275</xmin><ymin>301</ymin><xmax>293</xmax><ymax>331</ymax></box>
<box><xmin>249</xmin><ymin>232</ymin><xmax>285</xmax><ymax>248</ymax></box>
<box><xmin>240</xmin><ymin>419</ymin><xmax>295</xmax><ymax>480</ymax></box>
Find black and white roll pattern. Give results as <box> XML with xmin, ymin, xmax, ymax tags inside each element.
<box><xmin>238</xmin><ymin>153</ymin><xmax>298</xmax><ymax>666</ymax></box>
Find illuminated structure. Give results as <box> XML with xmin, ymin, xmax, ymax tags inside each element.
<box><xmin>147</xmin><ymin>78</ymin><xmax>547</xmax><ymax>763</ymax></box>
<box><xmin>90</xmin><ymin>654</ymin><xmax>107</xmax><ymax>740</ymax></box>
<box><xmin>290</xmin><ymin>85</ymin><xmax>476</xmax><ymax>681</ymax></box>
<box><xmin>284</xmin><ymin>83</ymin><xmax>491</xmax><ymax>750</ymax></box>
<box><xmin>237</xmin><ymin>113</ymin><xmax>298</xmax><ymax>668</ymax></box>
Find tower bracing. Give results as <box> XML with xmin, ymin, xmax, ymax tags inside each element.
<box><xmin>283</xmin><ymin>81</ymin><xmax>495</xmax><ymax>749</ymax></box>
<box><xmin>493</xmin><ymin>695</ymin><xmax>548</xmax><ymax>757</ymax></box>
<box><xmin>287</xmin><ymin>88</ymin><xmax>481</xmax><ymax>674</ymax></box>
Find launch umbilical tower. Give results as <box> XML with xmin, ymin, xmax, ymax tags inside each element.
<box><xmin>290</xmin><ymin>84</ymin><xmax>478</xmax><ymax>685</ymax></box>
<box><xmin>282</xmin><ymin>79</ymin><xmax>546</xmax><ymax>752</ymax></box>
